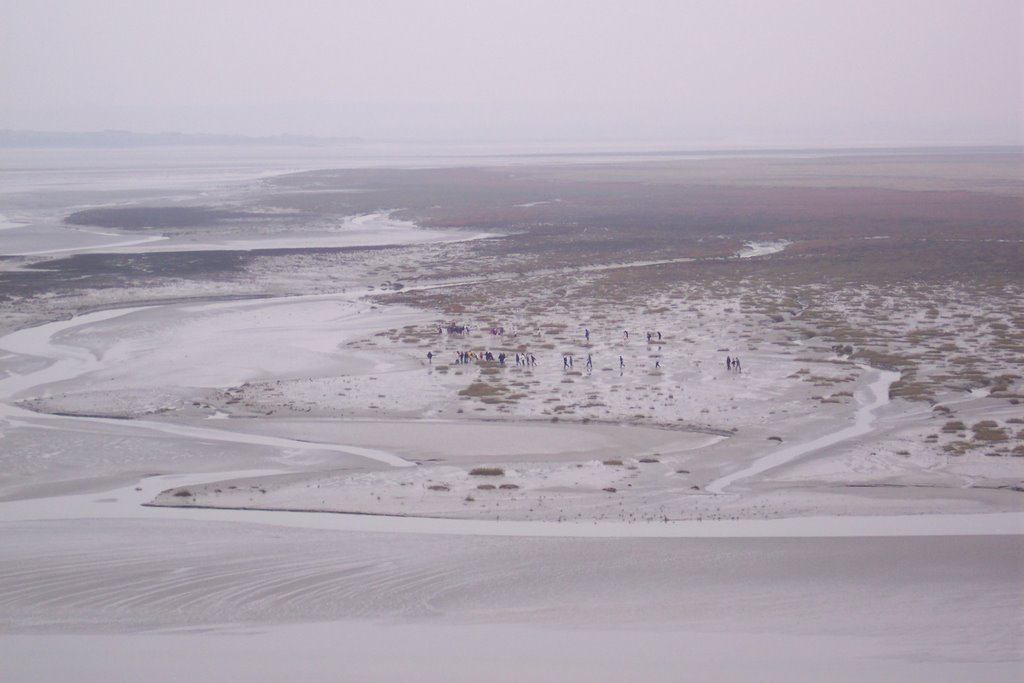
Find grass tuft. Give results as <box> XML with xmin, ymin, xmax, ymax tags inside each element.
<box><xmin>469</xmin><ymin>467</ymin><xmax>505</xmax><ymax>476</ymax></box>
<box><xmin>972</xmin><ymin>420</ymin><xmax>1009</xmax><ymax>441</ymax></box>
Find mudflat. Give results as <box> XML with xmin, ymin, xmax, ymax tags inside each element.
<box><xmin>1</xmin><ymin>148</ymin><xmax>1022</xmax><ymax>681</ymax></box>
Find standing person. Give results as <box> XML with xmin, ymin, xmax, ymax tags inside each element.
<box><xmin>726</xmin><ymin>355</ymin><xmax>732</xmax><ymax>370</ymax></box>
<box><xmin>569</xmin><ymin>354</ymin><xmax>574</xmax><ymax>368</ymax></box>
<box><xmin>619</xmin><ymin>355</ymin><xmax>625</xmax><ymax>369</ymax></box>
<box><xmin>563</xmin><ymin>356</ymin><xmax>569</xmax><ymax>370</ymax></box>
<box><xmin>586</xmin><ymin>353</ymin><xmax>593</xmax><ymax>371</ymax></box>
<box><xmin>427</xmin><ymin>351</ymin><xmax>433</xmax><ymax>364</ymax></box>
<box><xmin>657</xmin><ymin>331</ymin><xmax>662</xmax><ymax>341</ymax></box>
<box><xmin>735</xmin><ymin>358</ymin><xmax>741</xmax><ymax>373</ymax></box>
<box><xmin>585</xmin><ymin>328</ymin><xmax>590</xmax><ymax>342</ymax></box>
<box><xmin>624</xmin><ymin>330</ymin><xmax>629</xmax><ymax>341</ymax></box>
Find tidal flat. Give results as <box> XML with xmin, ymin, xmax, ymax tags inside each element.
<box><xmin>1</xmin><ymin>147</ymin><xmax>1022</xmax><ymax>681</ymax></box>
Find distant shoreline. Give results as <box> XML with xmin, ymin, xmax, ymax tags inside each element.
<box><xmin>1</xmin><ymin>129</ymin><xmax>1019</xmax><ymax>156</ymax></box>
<box><xmin>0</xmin><ymin>129</ymin><xmax>362</xmax><ymax>148</ymax></box>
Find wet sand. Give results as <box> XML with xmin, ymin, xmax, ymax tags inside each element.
<box><xmin>1</xmin><ymin>149</ymin><xmax>1022</xmax><ymax>681</ymax></box>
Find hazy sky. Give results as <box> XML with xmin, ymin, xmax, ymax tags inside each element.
<box><xmin>1</xmin><ymin>0</ymin><xmax>1021</xmax><ymax>146</ymax></box>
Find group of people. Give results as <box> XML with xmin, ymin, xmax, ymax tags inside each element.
<box><xmin>427</xmin><ymin>323</ymin><xmax>744</xmax><ymax>375</ymax></box>
<box><xmin>453</xmin><ymin>350</ymin><xmax>511</xmax><ymax>364</ymax></box>
<box><xmin>449</xmin><ymin>350</ymin><xmax>539</xmax><ymax>366</ymax></box>
<box><xmin>436</xmin><ymin>348</ymin><xmax>674</xmax><ymax>374</ymax></box>
<box><xmin>561</xmin><ymin>353</ymin><xmax>597</xmax><ymax>370</ymax></box>
<box><xmin>440</xmin><ymin>322</ymin><xmax>519</xmax><ymax>338</ymax></box>
<box><xmin>621</xmin><ymin>330</ymin><xmax>663</xmax><ymax>343</ymax></box>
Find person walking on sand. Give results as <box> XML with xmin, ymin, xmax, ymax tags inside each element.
<box><xmin>585</xmin><ymin>328</ymin><xmax>590</xmax><ymax>342</ymax></box>
<box><xmin>624</xmin><ymin>330</ymin><xmax>629</xmax><ymax>341</ymax></box>
<box><xmin>586</xmin><ymin>353</ymin><xmax>593</xmax><ymax>371</ymax></box>
<box><xmin>563</xmin><ymin>356</ymin><xmax>569</xmax><ymax>370</ymax></box>
<box><xmin>655</xmin><ymin>359</ymin><xmax>661</xmax><ymax>369</ymax></box>
<box><xmin>427</xmin><ymin>351</ymin><xmax>433</xmax><ymax>364</ymax></box>
<box><xmin>619</xmin><ymin>355</ymin><xmax>625</xmax><ymax>369</ymax></box>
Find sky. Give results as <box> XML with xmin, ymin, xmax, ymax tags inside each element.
<box><xmin>1</xmin><ymin>0</ymin><xmax>1021</xmax><ymax>146</ymax></box>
